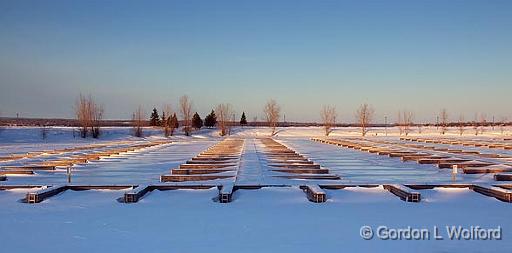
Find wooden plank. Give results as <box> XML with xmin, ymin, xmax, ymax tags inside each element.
<box><xmin>463</xmin><ymin>165</ymin><xmax>512</xmax><ymax>174</ymax></box>
<box><xmin>0</xmin><ymin>170</ymin><xmax>34</xmax><ymax>175</ymax></box>
<box><xmin>275</xmin><ymin>174</ymin><xmax>341</xmax><ymax>180</ymax></box>
<box><xmin>268</xmin><ymin>164</ymin><xmax>321</xmax><ymax>169</ymax></box>
<box><xmin>171</xmin><ymin>168</ymin><xmax>233</xmax><ymax>175</ymax></box>
<box><xmin>472</xmin><ymin>185</ymin><xmax>512</xmax><ymax>203</ymax></box>
<box><xmin>25</xmin><ymin>185</ymin><xmax>68</xmax><ymax>203</ymax></box>
<box><xmin>300</xmin><ymin>185</ymin><xmax>326</xmax><ymax>203</ymax></box>
<box><xmin>438</xmin><ymin>161</ymin><xmax>494</xmax><ymax>169</ymax></box>
<box><xmin>272</xmin><ymin>168</ymin><xmax>330</xmax><ymax>174</ymax></box>
<box><xmin>2</xmin><ymin>165</ymin><xmax>56</xmax><ymax>171</ymax></box>
<box><xmin>179</xmin><ymin>163</ymin><xmax>236</xmax><ymax>169</ymax></box>
<box><xmin>161</xmin><ymin>174</ymin><xmax>233</xmax><ymax>182</ymax></box>
<box><xmin>383</xmin><ymin>184</ymin><xmax>421</xmax><ymax>202</ymax></box>
<box><xmin>494</xmin><ymin>174</ymin><xmax>512</xmax><ymax>181</ymax></box>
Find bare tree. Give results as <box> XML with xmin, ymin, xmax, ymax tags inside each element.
<box><xmin>397</xmin><ymin>111</ymin><xmax>403</xmax><ymax>136</ymax></box>
<box><xmin>162</xmin><ymin>104</ymin><xmax>173</xmax><ymax>137</ymax></box>
<box><xmin>264</xmin><ymin>99</ymin><xmax>281</xmax><ymax>136</ymax></box>
<box><xmin>457</xmin><ymin>114</ymin><xmax>465</xmax><ymax>136</ymax></box>
<box><xmin>355</xmin><ymin>103</ymin><xmax>374</xmax><ymax>136</ymax></box>
<box><xmin>179</xmin><ymin>95</ymin><xmax>193</xmax><ymax>136</ymax></box>
<box><xmin>320</xmin><ymin>105</ymin><xmax>337</xmax><ymax>136</ymax></box>
<box><xmin>75</xmin><ymin>94</ymin><xmax>90</xmax><ymax>138</ymax></box>
<box><xmin>500</xmin><ymin>117</ymin><xmax>507</xmax><ymax>135</ymax></box>
<box><xmin>74</xmin><ymin>94</ymin><xmax>104</xmax><ymax>138</ymax></box>
<box><xmin>402</xmin><ymin>110</ymin><xmax>414</xmax><ymax>136</ymax></box>
<box><xmin>132</xmin><ymin>106</ymin><xmax>145</xmax><ymax>137</ymax></box>
<box><xmin>90</xmin><ymin>102</ymin><xmax>104</xmax><ymax>138</ymax></box>
<box><xmin>473</xmin><ymin>113</ymin><xmax>479</xmax><ymax>136</ymax></box>
<box><xmin>397</xmin><ymin>111</ymin><xmax>414</xmax><ymax>136</ymax></box>
<box><xmin>479</xmin><ymin>113</ymin><xmax>487</xmax><ymax>135</ymax></box>
<box><xmin>439</xmin><ymin>108</ymin><xmax>448</xmax><ymax>135</ymax></box>
<box><xmin>216</xmin><ymin>103</ymin><xmax>234</xmax><ymax>136</ymax></box>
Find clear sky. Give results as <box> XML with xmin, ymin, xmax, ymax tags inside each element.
<box><xmin>0</xmin><ymin>0</ymin><xmax>511</xmax><ymax>123</ymax></box>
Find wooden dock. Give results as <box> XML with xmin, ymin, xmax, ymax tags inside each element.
<box><xmin>383</xmin><ymin>184</ymin><xmax>421</xmax><ymax>202</ymax></box>
<box><xmin>161</xmin><ymin>138</ymin><xmax>244</xmax><ymax>182</ymax></box>
<box><xmin>300</xmin><ymin>185</ymin><xmax>326</xmax><ymax>203</ymax></box>
<box><xmin>26</xmin><ymin>185</ymin><xmax>68</xmax><ymax>203</ymax></box>
<box><xmin>472</xmin><ymin>185</ymin><xmax>512</xmax><ymax>202</ymax></box>
<box><xmin>261</xmin><ymin>138</ymin><xmax>340</xmax><ymax>181</ymax></box>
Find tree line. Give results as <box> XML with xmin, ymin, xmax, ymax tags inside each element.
<box><xmin>71</xmin><ymin>94</ymin><xmax>509</xmax><ymax>139</ymax></box>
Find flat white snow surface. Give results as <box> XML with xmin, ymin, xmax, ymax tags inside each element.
<box><xmin>1</xmin><ymin>127</ymin><xmax>511</xmax><ymax>252</ymax></box>
<box><xmin>0</xmin><ymin>187</ymin><xmax>510</xmax><ymax>252</ymax></box>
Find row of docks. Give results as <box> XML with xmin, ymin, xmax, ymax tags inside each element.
<box><xmin>5</xmin><ymin>182</ymin><xmax>512</xmax><ymax>204</ymax></box>
<box><xmin>160</xmin><ymin>138</ymin><xmax>244</xmax><ymax>202</ymax></box>
<box><xmin>0</xmin><ymin>140</ymin><xmax>134</xmax><ymax>162</ymax></box>
<box><xmin>259</xmin><ymin>138</ymin><xmax>341</xmax><ymax>180</ymax></box>
<box><xmin>400</xmin><ymin>137</ymin><xmax>512</xmax><ymax>150</ymax></box>
<box><xmin>0</xmin><ymin>140</ymin><xmax>170</xmax><ymax>179</ymax></box>
<box><xmin>311</xmin><ymin>138</ymin><xmax>512</xmax><ymax>182</ymax></box>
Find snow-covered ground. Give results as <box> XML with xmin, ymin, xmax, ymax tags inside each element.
<box><xmin>0</xmin><ymin>126</ymin><xmax>511</xmax><ymax>252</ymax></box>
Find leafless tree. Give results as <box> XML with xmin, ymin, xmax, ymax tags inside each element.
<box><xmin>397</xmin><ymin>111</ymin><xmax>403</xmax><ymax>136</ymax></box>
<box><xmin>439</xmin><ymin>108</ymin><xmax>448</xmax><ymax>135</ymax></box>
<box><xmin>162</xmin><ymin>104</ymin><xmax>173</xmax><ymax>137</ymax></box>
<box><xmin>399</xmin><ymin>110</ymin><xmax>414</xmax><ymax>136</ymax></box>
<box><xmin>75</xmin><ymin>94</ymin><xmax>90</xmax><ymax>138</ymax></box>
<box><xmin>355</xmin><ymin>103</ymin><xmax>374</xmax><ymax>136</ymax></box>
<box><xmin>500</xmin><ymin>117</ymin><xmax>507</xmax><ymax>135</ymax></box>
<box><xmin>320</xmin><ymin>105</ymin><xmax>337</xmax><ymax>136</ymax></box>
<box><xmin>216</xmin><ymin>103</ymin><xmax>234</xmax><ymax>136</ymax></box>
<box><xmin>479</xmin><ymin>113</ymin><xmax>487</xmax><ymax>135</ymax></box>
<box><xmin>403</xmin><ymin>110</ymin><xmax>414</xmax><ymax>136</ymax></box>
<box><xmin>132</xmin><ymin>106</ymin><xmax>145</xmax><ymax>137</ymax></box>
<box><xmin>179</xmin><ymin>95</ymin><xmax>193</xmax><ymax>136</ymax></box>
<box><xmin>264</xmin><ymin>99</ymin><xmax>281</xmax><ymax>136</ymax></box>
<box><xmin>473</xmin><ymin>113</ymin><xmax>479</xmax><ymax>136</ymax></box>
<box><xmin>457</xmin><ymin>114</ymin><xmax>465</xmax><ymax>136</ymax></box>
<box><xmin>74</xmin><ymin>94</ymin><xmax>104</xmax><ymax>138</ymax></box>
<box><xmin>90</xmin><ymin>102</ymin><xmax>104</xmax><ymax>138</ymax></box>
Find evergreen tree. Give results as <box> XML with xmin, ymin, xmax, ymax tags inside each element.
<box><xmin>161</xmin><ymin>112</ymin><xmax>167</xmax><ymax>127</ymax></box>
<box><xmin>240</xmin><ymin>112</ymin><xmax>247</xmax><ymax>126</ymax></box>
<box><xmin>150</xmin><ymin>108</ymin><xmax>160</xmax><ymax>126</ymax></box>
<box><xmin>192</xmin><ymin>112</ymin><xmax>203</xmax><ymax>129</ymax></box>
<box><xmin>204</xmin><ymin>110</ymin><xmax>217</xmax><ymax>128</ymax></box>
<box><xmin>170</xmin><ymin>113</ymin><xmax>179</xmax><ymax>129</ymax></box>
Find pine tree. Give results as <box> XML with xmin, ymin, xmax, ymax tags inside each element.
<box><xmin>170</xmin><ymin>113</ymin><xmax>179</xmax><ymax>135</ymax></box>
<box><xmin>192</xmin><ymin>112</ymin><xmax>203</xmax><ymax>129</ymax></box>
<box><xmin>161</xmin><ymin>112</ymin><xmax>167</xmax><ymax>127</ymax></box>
<box><xmin>240</xmin><ymin>112</ymin><xmax>247</xmax><ymax>126</ymax></box>
<box><xmin>150</xmin><ymin>108</ymin><xmax>160</xmax><ymax>126</ymax></box>
<box><xmin>204</xmin><ymin>110</ymin><xmax>217</xmax><ymax>128</ymax></box>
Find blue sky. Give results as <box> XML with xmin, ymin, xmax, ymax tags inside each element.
<box><xmin>0</xmin><ymin>0</ymin><xmax>511</xmax><ymax>123</ymax></box>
